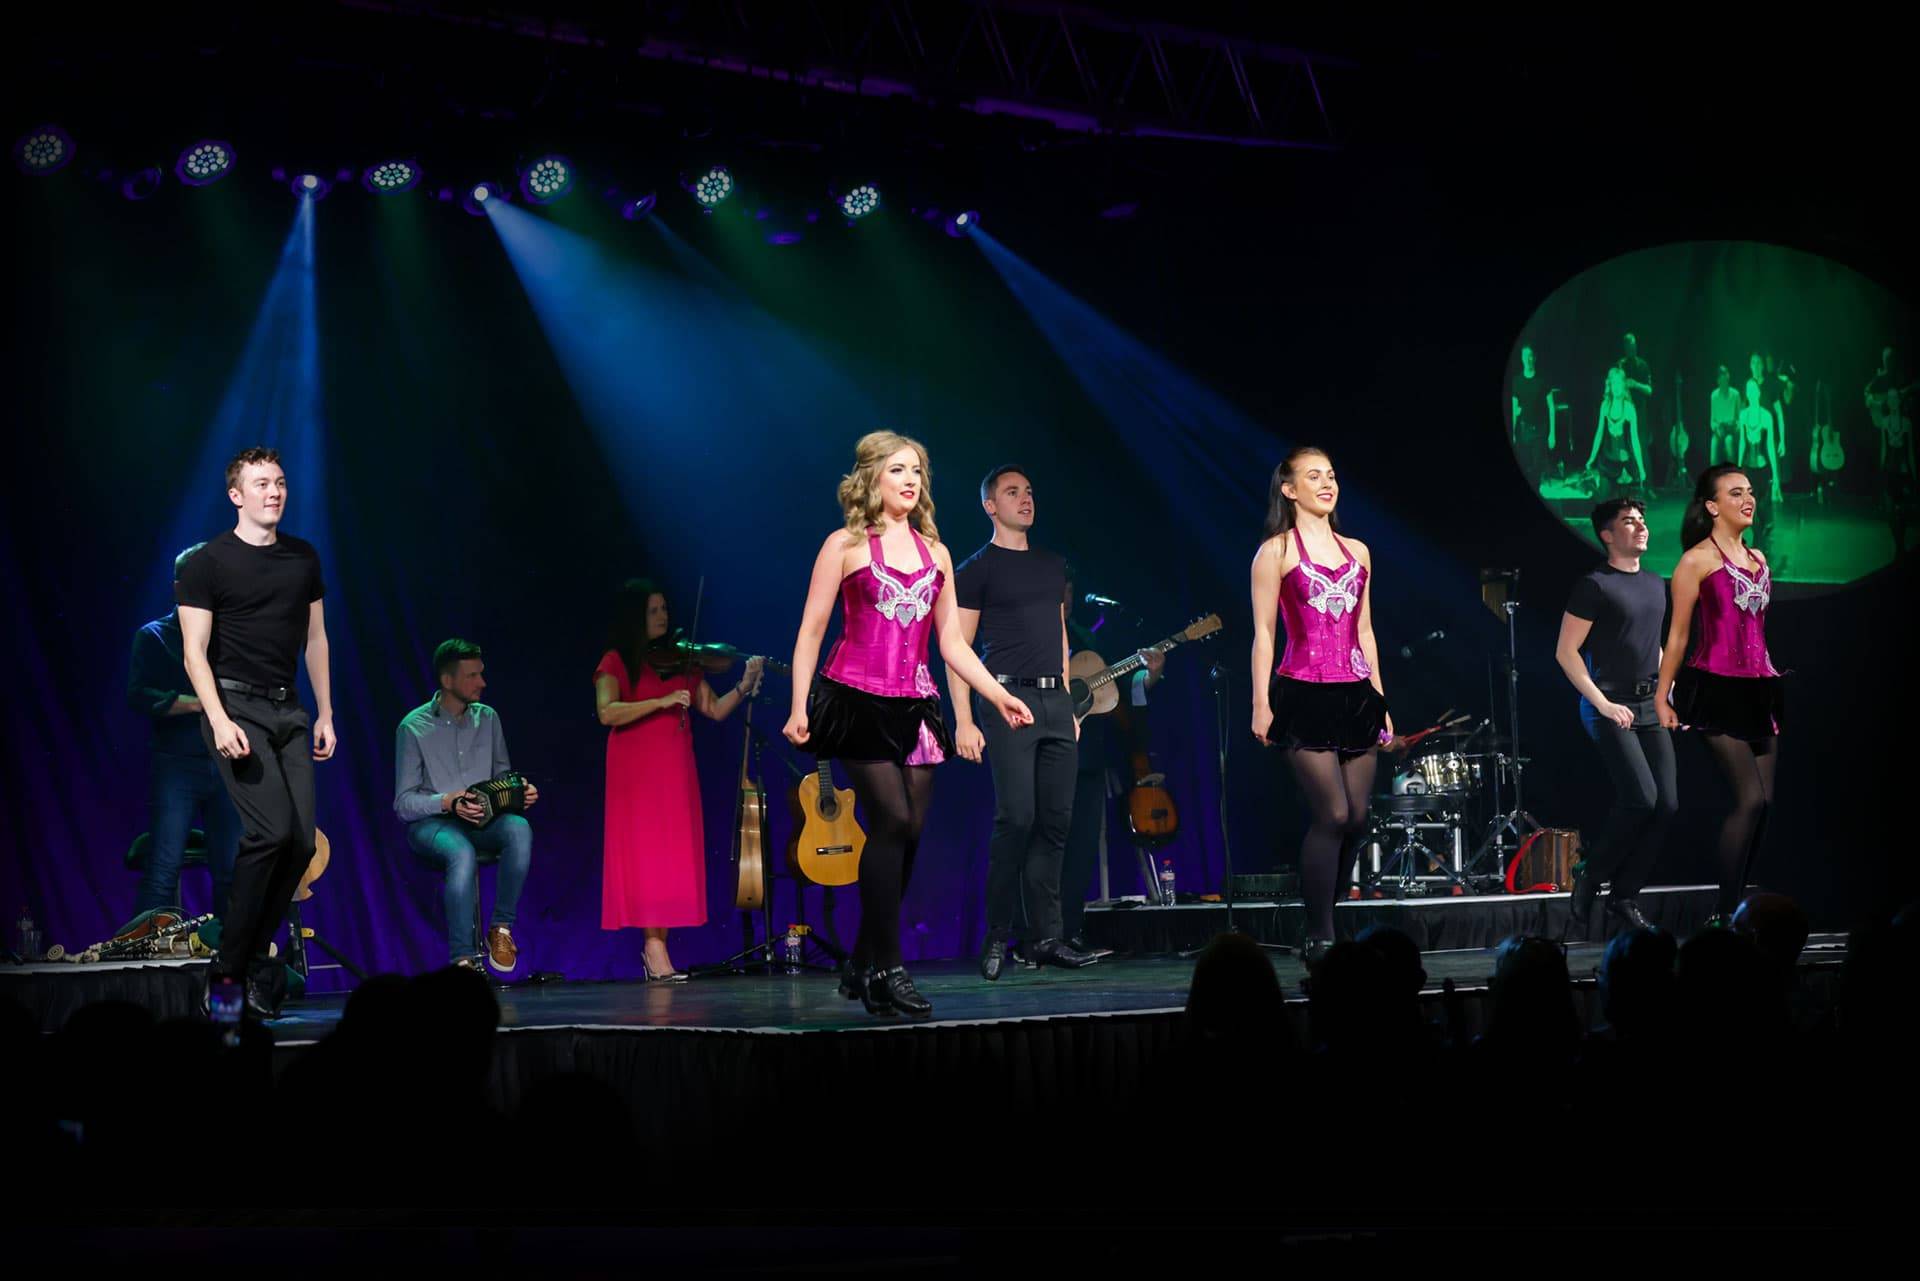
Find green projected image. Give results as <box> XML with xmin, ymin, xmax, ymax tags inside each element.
<box><xmin>1507</xmin><ymin>242</ymin><xmax>1914</xmax><ymax>585</ymax></box>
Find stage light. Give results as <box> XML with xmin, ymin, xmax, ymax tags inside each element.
<box><xmin>520</xmin><ymin>154</ymin><xmax>573</xmax><ymax>203</ymax></box>
<box><xmin>363</xmin><ymin>159</ymin><xmax>420</xmax><ymax>195</ymax></box>
<box><xmin>839</xmin><ymin>184</ymin><xmax>880</xmax><ymax>220</ymax></box>
<box><xmin>945</xmin><ymin>209</ymin><xmax>981</xmax><ymax>238</ymax></box>
<box><xmin>690</xmin><ymin>165</ymin><xmax>733</xmax><ymax>208</ymax></box>
<box><xmin>620</xmin><ymin>192</ymin><xmax>658</xmax><ymax>221</ymax></box>
<box><xmin>463</xmin><ymin>181</ymin><xmax>504</xmax><ymax>216</ymax></box>
<box><xmin>14</xmin><ymin>125</ymin><xmax>75</xmax><ymax>176</ymax></box>
<box><xmin>121</xmin><ymin>167</ymin><xmax>164</xmax><ymax>201</ymax></box>
<box><xmin>291</xmin><ymin>172</ymin><xmax>332</xmax><ymax>200</ymax></box>
<box><xmin>176</xmin><ymin>140</ymin><xmax>234</xmax><ymax>187</ymax></box>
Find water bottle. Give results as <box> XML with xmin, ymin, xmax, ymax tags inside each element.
<box><xmin>783</xmin><ymin>926</ymin><xmax>802</xmax><ymax>974</ymax></box>
<box><xmin>210</xmin><ymin>975</ymin><xmax>243</xmax><ymax>1047</ymax></box>
<box><xmin>1159</xmin><ymin>859</ymin><xmax>1177</xmax><ymax>906</ymax></box>
<box><xmin>15</xmin><ymin>906</ymin><xmax>41</xmax><ymax>961</ymax></box>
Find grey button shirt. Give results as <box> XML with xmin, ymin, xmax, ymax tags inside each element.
<box><xmin>394</xmin><ymin>694</ymin><xmax>512</xmax><ymax>823</ymax></box>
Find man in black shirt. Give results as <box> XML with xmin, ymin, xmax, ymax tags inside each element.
<box><xmin>1615</xmin><ymin>332</ymin><xmax>1655</xmax><ymax>481</ymax></box>
<box><xmin>1511</xmin><ymin>344</ymin><xmax>1557</xmax><ymax>480</ymax></box>
<box><xmin>127</xmin><ymin>542</ymin><xmax>242</xmax><ymax>926</ymax></box>
<box><xmin>1552</xmin><ymin>497</ymin><xmax>1675</xmax><ymax>938</ymax></box>
<box><xmin>176</xmin><ymin>446</ymin><xmax>335</xmax><ymax>1018</ymax></box>
<box><xmin>952</xmin><ymin>466</ymin><xmax>1097</xmax><ymax>979</ymax></box>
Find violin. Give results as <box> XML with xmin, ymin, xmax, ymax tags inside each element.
<box><xmin>645</xmin><ymin>630</ymin><xmax>792</xmax><ymax>679</ymax></box>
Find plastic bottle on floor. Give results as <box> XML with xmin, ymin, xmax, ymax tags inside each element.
<box><xmin>783</xmin><ymin>926</ymin><xmax>802</xmax><ymax>974</ymax></box>
<box><xmin>1159</xmin><ymin>860</ymin><xmax>1177</xmax><ymax>906</ymax></box>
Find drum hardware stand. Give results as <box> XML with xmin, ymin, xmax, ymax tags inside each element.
<box><xmin>1368</xmin><ymin>803</ymin><xmax>1473</xmax><ymax>898</ymax></box>
<box><xmin>1466</xmin><ymin>571</ymin><xmax>1540</xmax><ymax>883</ymax></box>
<box><xmin>1180</xmin><ymin>664</ymin><xmax>1292</xmax><ymax>958</ymax></box>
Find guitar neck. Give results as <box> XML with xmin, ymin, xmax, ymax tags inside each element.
<box><xmin>1087</xmin><ymin>637</ymin><xmax>1180</xmax><ymax>690</ymax></box>
<box><xmin>815</xmin><ymin>760</ymin><xmax>834</xmax><ymax>804</ymax></box>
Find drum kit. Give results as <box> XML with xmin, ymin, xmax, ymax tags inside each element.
<box><xmin>1363</xmin><ymin>720</ymin><xmax>1526</xmax><ymax>897</ymax></box>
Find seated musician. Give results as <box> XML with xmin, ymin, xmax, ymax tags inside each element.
<box><xmin>394</xmin><ymin>638</ymin><xmax>539</xmax><ymax>973</ymax></box>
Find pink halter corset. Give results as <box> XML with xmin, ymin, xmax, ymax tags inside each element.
<box><xmin>821</xmin><ymin>528</ymin><xmax>944</xmax><ymax>699</ymax></box>
<box><xmin>1275</xmin><ymin>528</ymin><xmax>1372</xmax><ymax>683</ymax></box>
<box><xmin>1686</xmin><ymin>538</ymin><xmax>1778</xmax><ymax>678</ymax></box>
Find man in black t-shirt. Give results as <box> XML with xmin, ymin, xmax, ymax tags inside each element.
<box><xmin>1511</xmin><ymin>344</ymin><xmax>1557</xmax><ymax>479</ymax></box>
<box><xmin>951</xmin><ymin>465</ymin><xmax>1097</xmax><ymax>979</ymax></box>
<box><xmin>176</xmin><ymin>446</ymin><xmax>335</xmax><ymax>1018</ymax></box>
<box><xmin>1615</xmin><ymin>332</ymin><xmax>1656</xmax><ymax>481</ymax></box>
<box><xmin>1552</xmin><ymin>497</ymin><xmax>1675</xmax><ymax>939</ymax></box>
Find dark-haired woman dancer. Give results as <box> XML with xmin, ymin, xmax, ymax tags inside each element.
<box><xmin>1251</xmin><ymin>447</ymin><xmax>1393</xmax><ymax>970</ymax></box>
<box><xmin>1658</xmin><ymin>465</ymin><xmax>1785</xmax><ymax>925</ymax></box>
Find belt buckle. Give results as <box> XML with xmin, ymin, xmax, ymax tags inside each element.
<box><xmin>269</xmin><ymin>685</ymin><xmax>290</xmax><ymax>701</ymax></box>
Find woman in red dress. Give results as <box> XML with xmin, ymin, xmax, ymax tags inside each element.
<box><xmin>595</xmin><ymin>578</ymin><xmax>763</xmax><ymax>980</ymax></box>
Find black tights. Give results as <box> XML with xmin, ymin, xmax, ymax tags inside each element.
<box><xmin>1286</xmin><ymin>748</ymin><xmax>1377</xmax><ymax>941</ymax></box>
<box><xmin>842</xmin><ymin>760</ymin><xmax>935</xmax><ymax>970</ymax></box>
<box><xmin>1703</xmin><ymin>734</ymin><xmax>1778</xmax><ymax>917</ymax></box>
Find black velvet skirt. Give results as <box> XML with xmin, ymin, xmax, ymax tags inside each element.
<box><xmin>1268</xmin><ymin>676</ymin><xmax>1389</xmax><ymax>755</ymax></box>
<box><xmin>1671</xmin><ymin>667</ymin><xmax>1785</xmax><ymax>741</ymax></box>
<box><xmin>806</xmin><ymin>676</ymin><xmax>955</xmax><ymax>764</ymax></box>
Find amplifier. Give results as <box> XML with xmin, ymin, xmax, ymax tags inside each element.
<box><xmin>1229</xmin><ymin>873</ymin><xmax>1300</xmax><ymax>899</ymax></box>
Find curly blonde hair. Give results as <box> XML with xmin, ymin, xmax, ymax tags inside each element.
<box><xmin>838</xmin><ymin>431</ymin><xmax>940</xmax><ymax>543</ymax></box>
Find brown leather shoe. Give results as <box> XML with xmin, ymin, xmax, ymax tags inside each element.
<box><xmin>485</xmin><ymin>925</ymin><xmax>518</xmax><ymax>974</ymax></box>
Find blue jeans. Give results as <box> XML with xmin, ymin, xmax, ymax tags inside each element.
<box><xmin>406</xmin><ymin>815</ymin><xmax>532</xmax><ymax>962</ymax></box>
<box><xmin>139</xmin><ymin>749</ymin><xmax>241</xmax><ymax>922</ymax></box>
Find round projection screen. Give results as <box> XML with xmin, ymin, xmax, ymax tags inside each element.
<box><xmin>1507</xmin><ymin>241</ymin><xmax>1914</xmax><ymax>586</ymax></box>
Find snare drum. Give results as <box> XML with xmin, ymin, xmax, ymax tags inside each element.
<box><xmin>1414</xmin><ymin>751</ymin><xmax>1473</xmax><ymax>793</ymax></box>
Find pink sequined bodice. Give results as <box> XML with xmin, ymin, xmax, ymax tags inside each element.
<box><xmin>1686</xmin><ymin>540</ymin><xmax>1778</xmax><ymax>678</ymax></box>
<box><xmin>821</xmin><ymin>529</ymin><xmax>943</xmax><ymax>699</ymax></box>
<box><xmin>1275</xmin><ymin>528</ymin><xmax>1373</xmax><ymax>683</ymax></box>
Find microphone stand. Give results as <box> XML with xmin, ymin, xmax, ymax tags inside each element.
<box><xmin>1179</xmin><ymin>663</ymin><xmax>1291</xmax><ymax>958</ymax></box>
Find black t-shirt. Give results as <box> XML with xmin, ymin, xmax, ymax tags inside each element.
<box><xmin>1512</xmin><ymin>369</ymin><xmax>1549</xmax><ymax>426</ymax></box>
<box><xmin>1618</xmin><ymin>354</ymin><xmax>1653</xmax><ymax>423</ymax></box>
<box><xmin>1565</xmin><ymin>563</ymin><xmax>1667</xmax><ymax>692</ymax></box>
<box><xmin>174</xmin><ymin>531</ymin><xmax>325</xmax><ymax>689</ymax></box>
<box><xmin>954</xmin><ymin>542</ymin><xmax>1067</xmax><ymax>679</ymax></box>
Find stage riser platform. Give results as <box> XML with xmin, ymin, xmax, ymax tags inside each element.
<box><xmin>1084</xmin><ymin>887</ymin><xmax>1720</xmax><ymax>955</ymax></box>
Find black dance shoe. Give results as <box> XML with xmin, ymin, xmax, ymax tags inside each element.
<box><xmin>244</xmin><ymin>970</ymin><xmax>284</xmax><ymax>1020</ymax></box>
<box><xmin>859</xmin><ymin>966</ymin><xmax>897</xmax><ymax>1017</ymax></box>
<box><xmin>1605</xmin><ymin>898</ymin><xmax>1657</xmax><ymax>933</ymax></box>
<box><xmin>877</xmin><ymin>966</ymin><xmax>932</xmax><ymax>1018</ymax></box>
<box><xmin>1064</xmin><ymin>934</ymin><xmax>1115</xmax><ymax>960</ymax></box>
<box><xmin>1028</xmin><ymin>938</ymin><xmax>1098</xmax><ymax>969</ymax></box>
<box><xmin>979</xmin><ymin>937</ymin><xmax>1008</xmax><ymax>982</ymax></box>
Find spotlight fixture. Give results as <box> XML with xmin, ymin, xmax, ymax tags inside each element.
<box><xmin>363</xmin><ymin>159</ymin><xmax>420</xmax><ymax>195</ymax></box>
<box><xmin>14</xmin><ymin>125</ymin><xmax>75</xmax><ymax>176</ymax></box>
<box><xmin>121</xmin><ymin>166</ymin><xmax>165</xmax><ymax>201</ymax></box>
<box><xmin>175</xmin><ymin>140</ymin><xmax>234</xmax><ymax>187</ymax></box>
<box><xmin>520</xmin><ymin>154</ymin><xmax>573</xmax><ymax>203</ymax></box>
<box><xmin>944</xmin><ymin>209</ymin><xmax>981</xmax><ymax>238</ymax></box>
<box><xmin>838</xmin><ymin>183</ymin><xmax>881</xmax><ymax>220</ymax></box>
<box><xmin>462</xmin><ymin>181</ymin><xmax>504</xmax><ymax>216</ymax></box>
<box><xmin>620</xmin><ymin>192</ymin><xmax>658</xmax><ymax>221</ymax></box>
<box><xmin>291</xmin><ymin>172</ymin><xmax>332</xmax><ymax>200</ymax></box>
<box><xmin>689</xmin><ymin>165</ymin><xmax>733</xmax><ymax>208</ymax></box>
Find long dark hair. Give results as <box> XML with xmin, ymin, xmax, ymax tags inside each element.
<box><xmin>610</xmin><ymin>577</ymin><xmax>666</xmax><ymax>679</ymax></box>
<box><xmin>1680</xmin><ymin>465</ymin><xmax>1746</xmax><ymax>552</ymax></box>
<box><xmin>1263</xmin><ymin>446</ymin><xmax>1341</xmax><ymax>538</ymax></box>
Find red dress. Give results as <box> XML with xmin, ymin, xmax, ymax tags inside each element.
<box><xmin>596</xmin><ymin>650</ymin><xmax>708</xmax><ymax>929</ymax></box>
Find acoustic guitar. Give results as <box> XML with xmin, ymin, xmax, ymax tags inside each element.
<box><xmin>1069</xmin><ymin>614</ymin><xmax>1223</xmax><ymax>721</ymax></box>
<box><xmin>787</xmin><ymin>760</ymin><xmax>863</xmax><ymax>887</ymax></box>
<box><xmin>1668</xmin><ymin>372</ymin><xmax>1689</xmax><ymax>467</ymax></box>
<box><xmin>1126</xmin><ymin>750</ymin><xmax>1178</xmax><ymax>846</ymax></box>
<box><xmin>733</xmin><ymin>723</ymin><xmax>770</xmax><ymax>911</ymax></box>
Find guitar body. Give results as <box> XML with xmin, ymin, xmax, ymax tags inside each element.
<box><xmin>788</xmin><ymin>765</ymin><xmax>864</xmax><ymax>887</ymax></box>
<box><xmin>735</xmin><ymin>784</ymin><xmax>769</xmax><ymax>910</ymax></box>
<box><xmin>1067</xmin><ymin>649</ymin><xmax>1116</xmax><ymax>719</ymax></box>
<box><xmin>1819</xmin><ymin>429</ymin><xmax>1845</xmax><ymax>472</ymax></box>
<box><xmin>293</xmin><ymin>827</ymin><xmax>330</xmax><ymax>903</ymax></box>
<box><xmin>1125</xmin><ymin>752</ymin><xmax>1179</xmax><ymax>846</ymax></box>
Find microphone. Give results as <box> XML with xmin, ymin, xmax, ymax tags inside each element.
<box><xmin>1083</xmin><ymin>593</ymin><xmax>1125</xmax><ymax>608</ymax></box>
<box><xmin>1399</xmin><ymin>629</ymin><xmax>1446</xmax><ymax>659</ymax></box>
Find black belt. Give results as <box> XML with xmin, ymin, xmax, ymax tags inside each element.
<box><xmin>218</xmin><ymin>678</ymin><xmax>296</xmax><ymax>703</ymax></box>
<box><xmin>1599</xmin><ymin>679</ymin><xmax>1657</xmax><ymax>699</ymax></box>
<box><xmin>996</xmin><ymin>675</ymin><xmax>1062</xmax><ymax>689</ymax></box>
